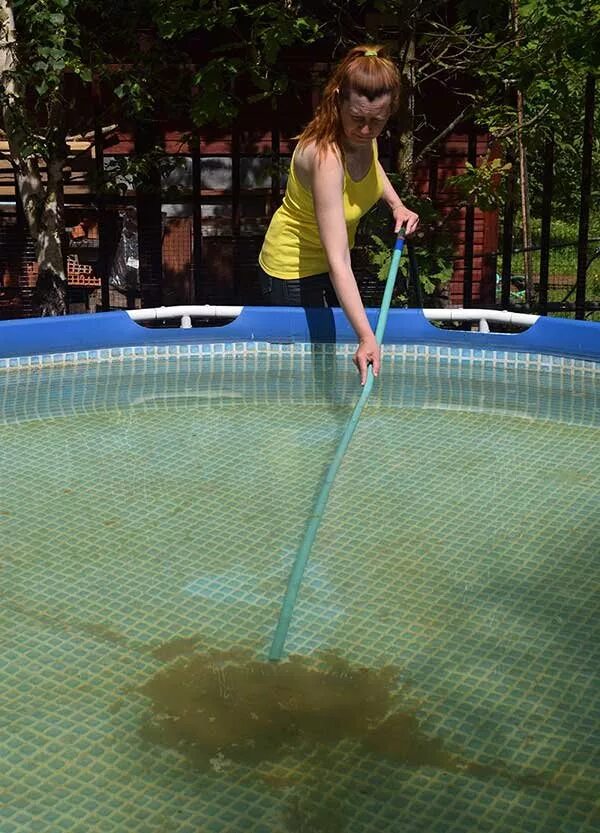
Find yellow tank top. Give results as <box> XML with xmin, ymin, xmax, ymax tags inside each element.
<box><xmin>259</xmin><ymin>140</ymin><xmax>383</xmax><ymax>279</ymax></box>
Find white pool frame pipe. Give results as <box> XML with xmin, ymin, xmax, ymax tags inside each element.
<box><xmin>127</xmin><ymin>305</ymin><xmax>243</xmax><ymax>328</ymax></box>
<box><xmin>126</xmin><ymin>305</ymin><xmax>539</xmax><ymax>332</ymax></box>
<box><xmin>421</xmin><ymin>308</ymin><xmax>539</xmax><ymax>332</ymax></box>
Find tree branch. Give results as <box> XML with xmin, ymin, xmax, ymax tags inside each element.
<box><xmin>413</xmin><ymin>106</ymin><xmax>471</xmax><ymax>166</ymax></box>
<box><xmin>492</xmin><ymin>103</ymin><xmax>550</xmax><ymax>140</ymax></box>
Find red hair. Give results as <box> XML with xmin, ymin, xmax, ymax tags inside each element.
<box><xmin>297</xmin><ymin>45</ymin><xmax>401</xmax><ymax>160</ymax></box>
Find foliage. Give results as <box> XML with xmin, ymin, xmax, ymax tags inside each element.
<box><xmin>466</xmin><ymin>0</ymin><xmax>599</xmax><ymax>219</ymax></box>
<box><xmin>358</xmin><ymin>184</ymin><xmax>455</xmax><ymax>306</ymax></box>
<box><xmin>0</xmin><ymin>0</ymin><xmax>324</xmax><ymax>160</ymax></box>
<box><xmin>291</xmin><ymin>1</ymin><xmax>599</xmax><ymax>290</ymax></box>
<box><xmin>446</xmin><ymin>154</ymin><xmax>513</xmax><ymax>212</ymax></box>
<box><xmin>151</xmin><ymin>0</ymin><xmax>321</xmax><ymax>125</ymax></box>
<box><xmin>2</xmin><ymin>0</ymin><xmax>598</xmax><ymax>182</ymax></box>
<box><xmin>0</xmin><ymin>0</ymin><xmax>323</xmax><ymax>312</ymax></box>
<box><xmin>505</xmin><ymin>214</ymin><xmax>600</xmax><ymax>281</ymax></box>
<box><xmin>1</xmin><ymin>0</ymin><xmax>599</xmax><ymax>313</ymax></box>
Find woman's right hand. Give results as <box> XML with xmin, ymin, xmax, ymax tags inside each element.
<box><xmin>353</xmin><ymin>333</ymin><xmax>380</xmax><ymax>385</ymax></box>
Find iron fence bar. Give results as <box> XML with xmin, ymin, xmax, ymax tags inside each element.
<box><xmin>538</xmin><ymin>136</ymin><xmax>554</xmax><ymax>315</ymax></box>
<box><xmin>427</xmin><ymin>153</ymin><xmax>438</xmax><ymax>202</ymax></box>
<box><xmin>558</xmin><ymin>244</ymin><xmax>600</xmax><ymax>304</ymax></box>
<box><xmin>9</xmin><ymin>182</ymin><xmax>35</xmax><ymax>317</ymax></box>
<box><xmin>501</xmin><ymin>153</ymin><xmax>515</xmax><ymax>308</ymax></box>
<box><xmin>231</xmin><ymin>123</ymin><xmax>241</xmax><ymax>300</ymax></box>
<box><xmin>191</xmin><ymin>130</ymin><xmax>203</xmax><ymax>303</ymax></box>
<box><xmin>512</xmin><ymin>237</ymin><xmax>600</xmax><ymax>254</ymax></box>
<box><xmin>270</xmin><ymin>97</ymin><xmax>281</xmax><ymax>212</ymax></box>
<box><xmin>135</xmin><ymin>121</ymin><xmax>163</xmax><ymax>309</ymax></box>
<box><xmin>545</xmin><ymin>300</ymin><xmax>600</xmax><ymax>312</ymax></box>
<box><xmin>231</xmin><ymin>123</ymin><xmax>241</xmax><ymax>238</ymax></box>
<box><xmin>576</xmin><ymin>73</ymin><xmax>595</xmax><ymax>320</ymax></box>
<box><xmin>406</xmin><ymin>240</ymin><xmax>424</xmax><ymax>307</ymax></box>
<box><xmin>93</xmin><ymin>84</ymin><xmax>110</xmax><ymax>313</ymax></box>
<box><xmin>462</xmin><ymin>128</ymin><xmax>477</xmax><ymax>307</ymax></box>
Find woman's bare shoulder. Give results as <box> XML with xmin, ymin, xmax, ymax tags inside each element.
<box><xmin>294</xmin><ymin>141</ymin><xmax>343</xmax><ymax>189</ymax></box>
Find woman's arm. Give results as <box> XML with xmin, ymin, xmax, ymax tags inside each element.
<box><xmin>309</xmin><ymin>147</ymin><xmax>379</xmax><ymax>385</ymax></box>
<box><xmin>377</xmin><ymin>162</ymin><xmax>419</xmax><ymax>234</ymax></box>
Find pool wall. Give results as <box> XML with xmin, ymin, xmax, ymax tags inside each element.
<box><xmin>0</xmin><ymin>308</ymin><xmax>599</xmax><ymax>362</ymax></box>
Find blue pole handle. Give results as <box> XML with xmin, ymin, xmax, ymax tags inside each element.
<box><xmin>268</xmin><ymin>229</ymin><xmax>407</xmax><ymax>661</ymax></box>
<box><xmin>375</xmin><ymin>230</ymin><xmax>405</xmax><ymax>345</ymax></box>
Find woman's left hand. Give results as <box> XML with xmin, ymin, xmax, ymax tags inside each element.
<box><xmin>392</xmin><ymin>204</ymin><xmax>419</xmax><ymax>236</ymax></box>
<box><xmin>353</xmin><ymin>334</ymin><xmax>380</xmax><ymax>386</ymax></box>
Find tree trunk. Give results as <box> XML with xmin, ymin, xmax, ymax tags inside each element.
<box><xmin>33</xmin><ymin>158</ymin><xmax>67</xmax><ymax>316</ymax></box>
<box><xmin>516</xmin><ymin>89</ymin><xmax>533</xmax><ymax>304</ymax></box>
<box><xmin>511</xmin><ymin>0</ymin><xmax>533</xmax><ymax>304</ymax></box>
<box><xmin>0</xmin><ymin>0</ymin><xmax>67</xmax><ymax>315</ymax></box>
<box><xmin>396</xmin><ymin>32</ymin><xmax>416</xmax><ymax>188</ymax></box>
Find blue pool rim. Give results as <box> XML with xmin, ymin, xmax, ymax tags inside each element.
<box><xmin>0</xmin><ymin>307</ymin><xmax>599</xmax><ymax>363</ymax></box>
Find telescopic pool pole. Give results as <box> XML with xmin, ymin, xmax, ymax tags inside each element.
<box><xmin>268</xmin><ymin>228</ymin><xmax>407</xmax><ymax>662</ymax></box>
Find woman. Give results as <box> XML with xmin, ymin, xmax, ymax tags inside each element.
<box><xmin>259</xmin><ymin>44</ymin><xmax>419</xmax><ymax>385</ymax></box>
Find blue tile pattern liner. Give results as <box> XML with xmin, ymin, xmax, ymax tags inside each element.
<box><xmin>1</xmin><ymin>343</ymin><xmax>599</xmax><ymax>833</ymax></box>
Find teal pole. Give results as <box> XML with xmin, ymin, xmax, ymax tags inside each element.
<box><xmin>268</xmin><ymin>230</ymin><xmax>407</xmax><ymax>661</ymax></box>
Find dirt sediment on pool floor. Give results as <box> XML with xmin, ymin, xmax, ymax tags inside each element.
<box><xmin>137</xmin><ymin>649</ymin><xmax>549</xmax><ymax>790</ymax></box>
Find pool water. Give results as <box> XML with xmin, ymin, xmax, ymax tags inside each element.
<box><xmin>1</xmin><ymin>345</ymin><xmax>599</xmax><ymax>833</ymax></box>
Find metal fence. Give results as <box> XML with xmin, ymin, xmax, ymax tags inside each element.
<box><xmin>495</xmin><ymin>74</ymin><xmax>597</xmax><ymax>320</ymax></box>
<box><xmin>0</xmin><ymin>73</ymin><xmax>596</xmax><ymax>320</ymax></box>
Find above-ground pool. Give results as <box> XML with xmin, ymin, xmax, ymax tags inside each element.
<box><xmin>1</xmin><ymin>308</ymin><xmax>599</xmax><ymax>833</ymax></box>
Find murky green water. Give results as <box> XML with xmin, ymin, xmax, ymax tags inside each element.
<box><xmin>1</xmin><ymin>348</ymin><xmax>598</xmax><ymax>832</ymax></box>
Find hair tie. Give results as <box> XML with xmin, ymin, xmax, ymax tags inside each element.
<box><xmin>363</xmin><ymin>49</ymin><xmax>379</xmax><ymax>57</ymax></box>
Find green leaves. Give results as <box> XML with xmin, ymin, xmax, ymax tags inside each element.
<box><xmin>191</xmin><ymin>58</ymin><xmax>241</xmax><ymax>124</ymax></box>
<box><xmin>113</xmin><ymin>77</ymin><xmax>157</xmax><ymax>118</ymax></box>
<box><xmin>447</xmin><ymin>155</ymin><xmax>513</xmax><ymax>212</ymax></box>
<box><xmin>148</xmin><ymin>0</ymin><xmax>320</xmax><ymax>125</ymax></box>
<box><xmin>359</xmin><ymin>191</ymin><xmax>455</xmax><ymax>306</ymax></box>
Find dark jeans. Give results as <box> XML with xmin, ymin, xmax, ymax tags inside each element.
<box><xmin>258</xmin><ymin>266</ymin><xmax>339</xmax><ymax>308</ymax></box>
